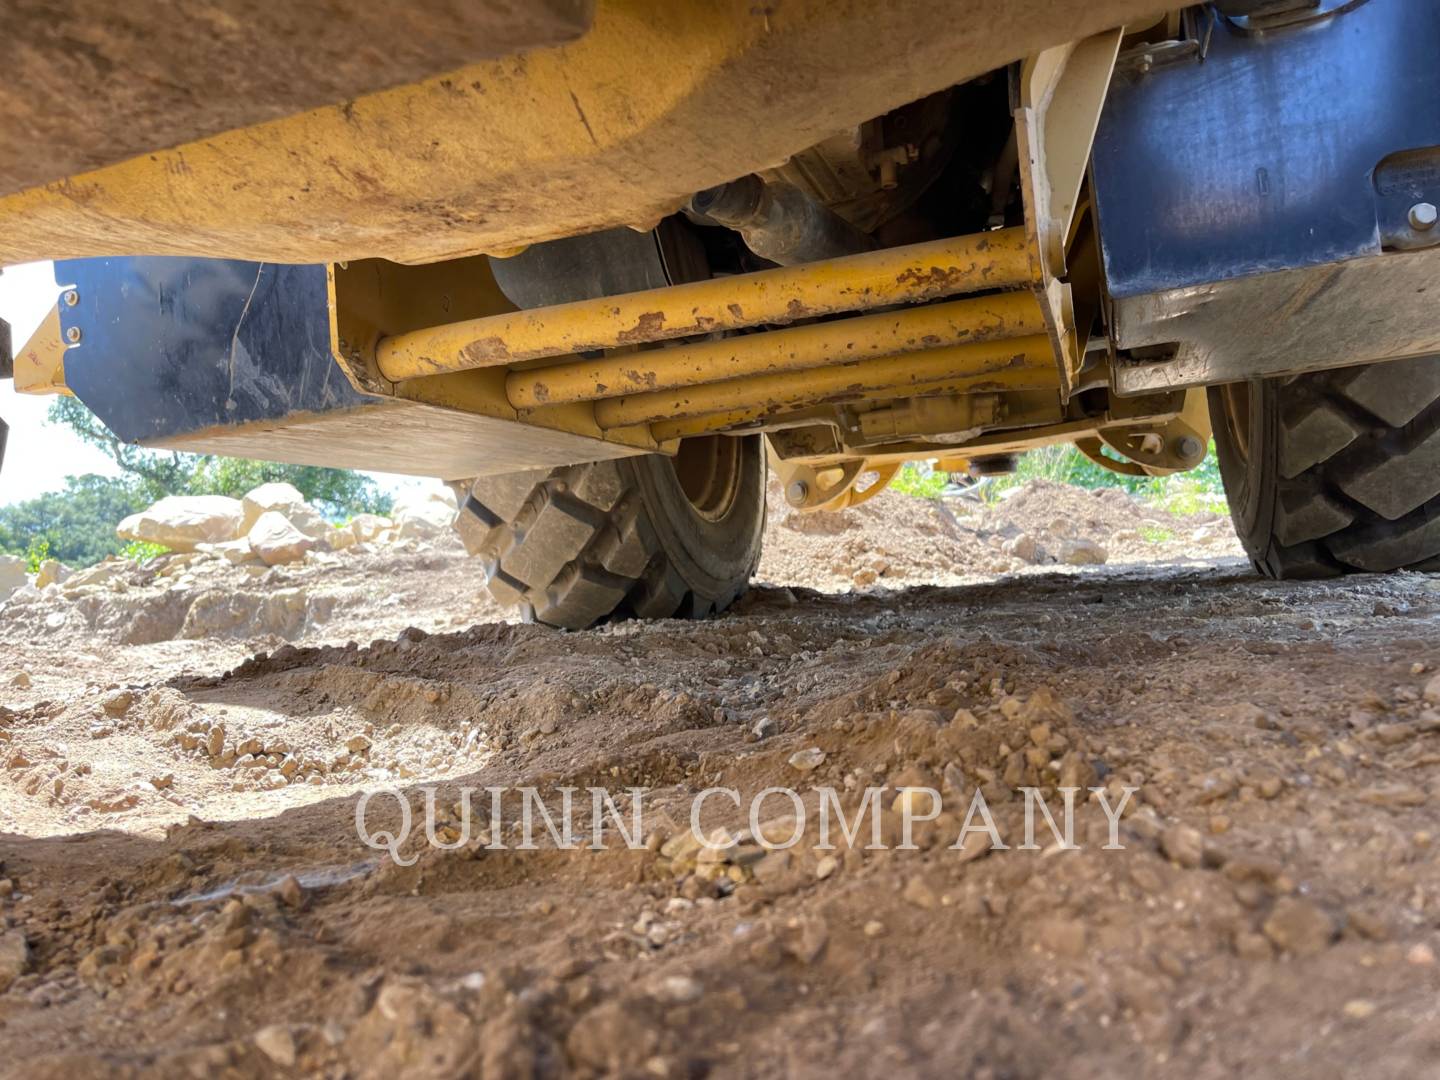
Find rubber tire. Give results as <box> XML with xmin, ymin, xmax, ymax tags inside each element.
<box><xmin>1209</xmin><ymin>355</ymin><xmax>1440</xmax><ymax>577</ymax></box>
<box><xmin>455</xmin><ymin>438</ymin><xmax>766</xmax><ymax>629</ymax></box>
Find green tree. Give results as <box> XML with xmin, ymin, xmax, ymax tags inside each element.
<box><xmin>46</xmin><ymin>397</ymin><xmax>391</xmax><ymax>517</ymax></box>
<box><xmin>0</xmin><ymin>402</ymin><xmax>395</xmax><ymax>568</ymax></box>
<box><xmin>47</xmin><ymin>396</ymin><xmax>190</xmax><ymax>500</ymax></box>
<box><xmin>0</xmin><ymin>473</ymin><xmax>153</xmax><ymax>566</ymax></box>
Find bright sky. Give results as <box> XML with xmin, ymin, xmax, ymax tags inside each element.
<box><xmin>0</xmin><ymin>262</ymin><xmax>439</xmax><ymax>508</ymax></box>
<box><xmin>0</xmin><ymin>261</ymin><xmax>119</xmax><ymax>505</ymax></box>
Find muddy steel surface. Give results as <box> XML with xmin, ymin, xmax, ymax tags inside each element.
<box><xmin>3</xmin><ymin>490</ymin><xmax>1440</xmax><ymax>1077</ymax></box>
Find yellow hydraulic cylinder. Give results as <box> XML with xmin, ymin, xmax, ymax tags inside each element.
<box><xmin>599</xmin><ymin>334</ymin><xmax>1056</xmax><ymax>429</ymax></box>
<box><xmin>505</xmin><ymin>289</ymin><xmax>1044</xmax><ymax>407</ymax></box>
<box><xmin>649</xmin><ymin>361</ymin><xmax>1055</xmax><ymax>441</ymax></box>
<box><xmin>374</xmin><ymin>227</ymin><xmax>1031</xmax><ymax>380</ymax></box>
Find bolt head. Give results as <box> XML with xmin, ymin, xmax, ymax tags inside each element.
<box><xmin>785</xmin><ymin>479</ymin><xmax>810</xmax><ymax>505</ymax></box>
<box><xmin>63</xmin><ymin>289</ymin><xmax>79</xmax><ymax>307</ymax></box>
<box><xmin>1175</xmin><ymin>435</ymin><xmax>1204</xmax><ymax>460</ymax></box>
<box><xmin>64</xmin><ymin>326</ymin><xmax>82</xmax><ymax>344</ymax></box>
<box><xmin>1410</xmin><ymin>202</ymin><xmax>1438</xmax><ymax>231</ymax></box>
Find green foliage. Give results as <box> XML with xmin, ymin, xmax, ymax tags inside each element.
<box><xmin>45</xmin><ymin>397</ymin><xmax>392</xmax><ymax>518</ymax></box>
<box><xmin>885</xmin><ymin>441</ymin><xmax>1229</xmax><ymax>518</ymax></box>
<box><xmin>0</xmin><ymin>401</ymin><xmax>395</xmax><ymax>569</ymax></box>
<box><xmin>23</xmin><ymin>536</ymin><xmax>50</xmax><ymax>573</ymax></box>
<box><xmin>182</xmin><ymin>458</ymin><xmax>393</xmax><ymax>519</ymax></box>
<box><xmin>120</xmin><ymin>540</ymin><xmax>170</xmax><ymax>564</ymax></box>
<box><xmin>46</xmin><ymin>396</ymin><xmax>192</xmax><ymax>500</ymax></box>
<box><xmin>890</xmin><ymin>462</ymin><xmax>950</xmax><ymax>500</ymax></box>
<box><xmin>0</xmin><ymin>473</ymin><xmax>152</xmax><ymax>567</ymax></box>
<box><xmin>981</xmin><ymin>441</ymin><xmax>1227</xmax><ymax>516</ymax></box>
<box><xmin>1138</xmin><ymin>523</ymin><xmax>1176</xmax><ymax>544</ymax></box>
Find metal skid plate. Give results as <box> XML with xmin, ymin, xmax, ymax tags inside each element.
<box><xmin>1094</xmin><ymin>0</ymin><xmax>1440</xmax><ymax>298</ymax></box>
<box><xmin>1091</xmin><ymin>0</ymin><xmax>1440</xmax><ymax>391</ymax></box>
<box><xmin>55</xmin><ymin>259</ymin><xmax>370</xmax><ymax>445</ymax></box>
<box><xmin>52</xmin><ymin>256</ymin><xmax>647</xmax><ymax>479</ymax></box>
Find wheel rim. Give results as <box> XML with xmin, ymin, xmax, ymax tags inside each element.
<box><xmin>1219</xmin><ymin>382</ymin><xmax>1252</xmax><ymax>462</ymax></box>
<box><xmin>669</xmin><ymin>435</ymin><xmax>744</xmax><ymax>522</ymax></box>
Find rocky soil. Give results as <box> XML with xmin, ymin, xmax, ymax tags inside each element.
<box><xmin>5</xmin><ymin>480</ymin><xmax>1438</xmax><ymax>1077</ymax></box>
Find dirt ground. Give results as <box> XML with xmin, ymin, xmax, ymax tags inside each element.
<box><xmin>4</xmin><ymin>481</ymin><xmax>1440</xmax><ymax>1078</ymax></box>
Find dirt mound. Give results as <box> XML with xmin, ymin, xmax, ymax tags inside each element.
<box><xmin>0</xmin><ymin>535</ymin><xmax>497</xmax><ymax>648</ymax></box>
<box><xmin>1</xmin><ymin>481</ymin><xmax>1240</xmax><ymax>657</ymax></box>
<box><xmin>759</xmin><ymin>477</ymin><xmax>1241</xmax><ymax>591</ymax></box>
<box><xmin>3</xmin><ymin>558</ymin><xmax>1440</xmax><ymax>1075</ymax></box>
<box><xmin>757</xmin><ymin>480</ymin><xmax>1002</xmax><ymax>589</ymax></box>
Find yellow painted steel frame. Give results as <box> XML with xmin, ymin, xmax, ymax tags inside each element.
<box><xmin>504</xmin><ymin>290</ymin><xmax>1046</xmax><ymax>407</ymax></box>
<box><xmin>0</xmin><ymin>6</ymin><xmax>1199</xmax><ymax>503</ymax></box>
<box><xmin>772</xmin><ymin>458</ymin><xmax>901</xmax><ymax>512</ymax></box>
<box><xmin>13</xmin><ymin>307</ymin><xmax>71</xmax><ymax>397</ymax></box>
<box><xmin>763</xmin><ymin>388</ymin><xmax>1206</xmax><ymax>500</ymax></box>
<box><xmin>375</xmin><ymin>228</ymin><xmax>1033</xmax><ymax>379</ymax></box>
<box><xmin>0</xmin><ymin>0</ymin><xmax>1171</xmax><ymax>267</ymax></box>
<box><xmin>1077</xmin><ymin>387</ymin><xmax>1212</xmax><ymax>476</ymax></box>
<box><xmin>327</xmin><ymin>229</ymin><xmax>1061</xmax><ymax>460</ymax></box>
<box><xmin>325</xmin><ymin>257</ymin><xmax>663</xmax><ymax>463</ymax></box>
<box><xmin>1016</xmin><ymin>29</ymin><xmax>1124</xmax><ymax>397</ymax></box>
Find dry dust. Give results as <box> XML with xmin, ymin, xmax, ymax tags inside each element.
<box><xmin>4</xmin><ymin>482</ymin><xmax>1438</xmax><ymax>1078</ymax></box>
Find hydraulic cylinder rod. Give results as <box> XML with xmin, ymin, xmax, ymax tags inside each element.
<box><xmin>374</xmin><ymin>227</ymin><xmax>1031</xmax><ymax>380</ymax></box>
<box><xmin>597</xmin><ymin>334</ymin><xmax>1055</xmax><ymax>428</ymax></box>
<box><xmin>505</xmin><ymin>290</ymin><xmax>1045</xmax><ymax>407</ymax></box>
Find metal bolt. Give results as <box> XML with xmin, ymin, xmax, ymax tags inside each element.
<box><xmin>63</xmin><ymin>289</ymin><xmax>79</xmax><ymax>307</ymax></box>
<box><xmin>1410</xmin><ymin>202</ymin><xmax>1438</xmax><ymax>231</ymax></box>
<box><xmin>785</xmin><ymin>479</ymin><xmax>810</xmax><ymax>505</ymax></box>
<box><xmin>65</xmin><ymin>326</ymin><xmax>82</xmax><ymax>344</ymax></box>
<box><xmin>1175</xmin><ymin>434</ymin><xmax>1204</xmax><ymax>460</ymax></box>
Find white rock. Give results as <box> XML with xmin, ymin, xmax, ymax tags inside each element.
<box><xmin>117</xmin><ymin>495</ymin><xmax>244</xmax><ymax>551</ymax></box>
<box><xmin>1058</xmin><ymin>538</ymin><xmax>1108</xmax><ymax>566</ymax></box>
<box><xmin>327</xmin><ymin>525</ymin><xmax>358</xmax><ymax>551</ymax></box>
<box><xmin>196</xmin><ymin>538</ymin><xmax>260</xmax><ymax>565</ymax></box>
<box><xmin>788</xmin><ymin>747</ymin><xmax>827</xmax><ymax>773</ymax></box>
<box><xmin>241</xmin><ymin>482</ymin><xmax>330</xmax><ymax>540</ymax></box>
<box><xmin>33</xmin><ymin>559</ymin><xmax>69</xmax><ymax>589</ymax></box>
<box><xmin>64</xmin><ymin>560</ymin><xmax>126</xmax><ymax>589</ymax></box>
<box><xmin>0</xmin><ymin>931</ymin><xmax>29</xmax><ymax>992</ymax></box>
<box><xmin>246</xmin><ymin>512</ymin><xmax>316</xmax><ymax>567</ymax></box>
<box><xmin>0</xmin><ymin>554</ymin><xmax>26</xmax><ymax>598</ymax></box>
<box><xmin>391</xmin><ymin>491</ymin><xmax>457</xmax><ymax>539</ymax></box>
<box><xmin>1002</xmin><ymin>533</ymin><xmax>1038</xmax><ymax>563</ymax></box>
<box><xmin>5</xmin><ymin>584</ymin><xmax>41</xmax><ymax>606</ymax></box>
<box><xmin>652</xmin><ymin>974</ymin><xmax>704</xmax><ymax>1004</ymax></box>
<box><xmin>348</xmin><ymin>513</ymin><xmax>393</xmax><ymax>544</ymax></box>
<box><xmin>253</xmin><ymin>1023</ymin><xmax>297</xmax><ymax>1067</ymax></box>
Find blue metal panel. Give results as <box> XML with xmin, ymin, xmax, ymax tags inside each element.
<box><xmin>54</xmin><ymin>258</ymin><xmax>369</xmax><ymax>445</ymax></box>
<box><xmin>1091</xmin><ymin>0</ymin><xmax>1440</xmax><ymax>299</ymax></box>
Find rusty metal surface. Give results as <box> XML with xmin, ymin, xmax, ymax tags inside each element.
<box><xmin>605</xmin><ymin>336</ymin><xmax>1056</xmax><ymax>429</ymax></box>
<box><xmin>375</xmin><ymin>228</ymin><xmax>1033</xmax><ymax>380</ymax></box>
<box><xmin>0</xmin><ymin>0</ymin><xmax>1168</xmax><ymax>266</ymax></box>
<box><xmin>1111</xmin><ymin>248</ymin><xmax>1440</xmax><ymax>394</ymax></box>
<box><xmin>0</xmin><ymin>0</ymin><xmax>593</xmax><ymax>198</ymax></box>
<box><xmin>327</xmin><ymin>255</ymin><xmax>660</xmax><ymax>459</ymax></box>
<box><xmin>505</xmin><ymin>291</ymin><xmax>1046</xmax><ymax>408</ymax></box>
